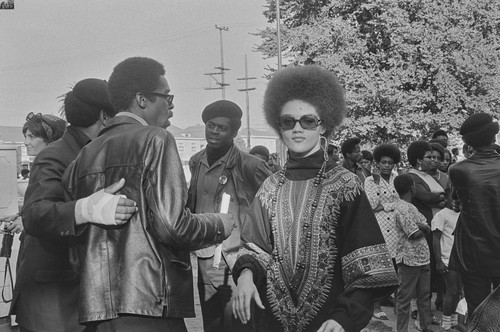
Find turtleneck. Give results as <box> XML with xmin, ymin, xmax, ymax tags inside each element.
<box><xmin>285</xmin><ymin>148</ymin><xmax>337</xmax><ymax>181</ymax></box>
<box><xmin>206</xmin><ymin>143</ymin><xmax>233</xmax><ymax>167</ymax></box>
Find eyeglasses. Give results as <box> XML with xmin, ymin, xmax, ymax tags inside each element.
<box><xmin>423</xmin><ymin>155</ymin><xmax>439</xmax><ymax>160</ymax></box>
<box><xmin>150</xmin><ymin>92</ymin><xmax>174</xmax><ymax>105</ymax></box>
<box><xmin>26</xmin><ymin>112</ymin><xmax>43</xmax><ymax>122</ymax></box>
<box><xmin>277</xmin><ymin>115</ymin><xmax>322</xmax><ymax>131</ymax></box>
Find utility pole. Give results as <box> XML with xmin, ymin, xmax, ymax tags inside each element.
<box><xmin>276</xmin><ymin>0</ymin><xmax>282</xmax><ymax>71</ymax></box>
<box><xmin>237</xmin><ymin>54</ymin><xmax>256</xmax><ymax>148</ymax></box>
<box><xmin>204</xmin><ymin>25</ymin><xmax>230</xmax><ymax>99</ymax></box>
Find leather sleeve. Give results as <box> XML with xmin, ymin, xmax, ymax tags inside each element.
<box><xmin>21</xmin><ymin>144</ymin><xmax>77</xmax><ymax>239</ymax></box>
<box><xmin>144</xmin><ymin>131</ymin><xmax>226</xmax><ymax>250</ymax></box>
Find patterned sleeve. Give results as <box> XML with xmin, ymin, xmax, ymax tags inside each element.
<box><xmin>363</xmin><ymin>176</ymin><xmax>380</xmax><ymax>210</ymax></box>
<box><xmin>338</xmin><ymin>182</ymin><xmax>398</xmax><ymax>290</ymax></box>
<box><xmin>232</xmin><ymin>177</ymin><xmax>275</xmax><ymax>287</ymax></box>
<box><xmin>330</xmin><ymin>174</ymin><xmax>398</xmax><ymax>331</ymax></box>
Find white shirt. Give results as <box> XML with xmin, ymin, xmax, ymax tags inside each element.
<box><xmin>431</xmin><ymin>207</ymin><xmax>459</xmax><ymax>266</ymax></box>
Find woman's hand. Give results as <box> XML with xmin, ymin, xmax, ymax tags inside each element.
<box><xmin>317</xmin><ymin>319</ymin><xmax>345</xmax><ymax>332</ymax></box>
<box><xmin>232</xmin><ymin>269</ymin><xmax>264</xmax><ymax>324</ymax></box>
<box><xmin>373</xmin><ymin>203</ymin><xmax>384</xmax><ymax>213</ymax></box>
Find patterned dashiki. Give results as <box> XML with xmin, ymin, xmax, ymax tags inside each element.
<box><xmin>394</xmin><ymin>199</ymin><xmax>430</xmax><ymax>266</ymax></box>
<box><xmin>233</xmin><ymin>149</ymin><xmax>398</xmax><ymax>332</ymax></box>
<box><xmin>364</xmin><ymin>174</ymin><xmax>399</xmax><ymax>258</ymax></box>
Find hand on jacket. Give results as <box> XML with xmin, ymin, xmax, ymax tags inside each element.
<box><xmin>75</xmin><ymin>178</ymin><xmax>137</xmax><ymax>226</ymax></box>
<box><xmin>233</xmin><ymin>269</ymin><xmax>265</xmax><ymax>324</ymax></box>
<box><xmin>219</xmin><ymin>213</ymin><xmax>236</xmax><ymax>239</ymax></box>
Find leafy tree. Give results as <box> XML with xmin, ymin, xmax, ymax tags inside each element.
<box><xmin>257</xmin><ymin>0</ymin><xmax>500</xmax><ymax>146</ymax></box>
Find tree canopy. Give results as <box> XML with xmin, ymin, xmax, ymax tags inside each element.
<box><xmin>257</xmin><ymin>0</ymin><xmax>500</xmax><ymax>145</ymax></box>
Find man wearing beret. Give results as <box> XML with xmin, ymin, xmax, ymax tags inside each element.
<box><xmin>63</xmin><ymin>57</ymin><xmax>235</xmax><ymax>331</ymax></box>
<box><xmin>448</xmin><ymin>112</ymin><xmax>500</xmax><ymax>316</ymax></box>
<box><xmin>11</xmin><ymin>78</ymin><xmax>137</xmax><ymax>332</ymax></box>
<box><xmin>187</xmin><ymin>100</ymin><xmax>271</xmax><ymax>332</ymax></box>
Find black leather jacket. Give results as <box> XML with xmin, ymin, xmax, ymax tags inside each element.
<box><xmin>63</xmin><ymin>115</ymin><xmax>227</xmax><ymax>322</ymax></box>
<box><xmin>449</xmin><ymin>149</ymin><xmax>500</xmax><ymax>276</ymax></box>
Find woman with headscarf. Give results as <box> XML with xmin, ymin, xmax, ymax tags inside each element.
<box><xmin>1</xmin><ymin>113</ymin><xmax>66</xmax><ymax>234</ymax></box>
<box><xmin>232</xmin><ymin>65</ymin><xmax>398</xmax><ymax>332</ymax></box>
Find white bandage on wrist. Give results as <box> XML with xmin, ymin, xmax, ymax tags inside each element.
<box><xmin>75</xmin><ymin>189</ymin><xmax>122</xmax><ymax>226</ymax></box>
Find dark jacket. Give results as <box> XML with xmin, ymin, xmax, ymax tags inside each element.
<box><xmin>63</xmin><ymin>115</ymin><xmax>227</xmax><ymax>323</ymax></box>
<box><xmin>406</xmin><ymin>172</ymin><xmax>444</xmax><ymax>224</ymax></box>
<box><xmin>12</xmin><ymin>126</ymin><xmax>90</xmax><ymax>332</ymax></box>
<box><xmin>187</xmin><ymin>145</ymin><xmax>270</xmax><ymax>266</ymax></box>
<box><xmin>449</xmin><ymin>150</ymin><xmax>500</xmax><ymax>276</ymax></box>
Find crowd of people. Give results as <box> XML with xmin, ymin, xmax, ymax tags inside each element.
<box><xmin>0</xmin><ymin>59</ymin><xmax>499</xmax><ymax>332</ymax></box>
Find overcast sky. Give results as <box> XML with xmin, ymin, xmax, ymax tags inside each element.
<box><xmin>0</xmin><ymin>0</ymin><xmax>276</xmax><ymax>129</ymax></box>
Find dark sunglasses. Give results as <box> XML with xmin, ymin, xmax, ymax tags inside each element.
<box><xmin>150</xmin><ymin>92</ymin><xmax>174</xmax><ymax>105</ymax></box>
<box><xmin>278</xmin><ymin>115</ymin><xmax>322</xmax><ymax>131</ymax></box>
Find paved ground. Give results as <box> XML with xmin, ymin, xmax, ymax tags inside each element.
<box><xmin>0</xmin><ymin>256</ymin><xmax>444</xmax><ymax>332</ymax></box>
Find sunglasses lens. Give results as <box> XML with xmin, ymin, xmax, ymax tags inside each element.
<box><xmin>279</xmin><ymin>117</ymin><xmax>296</xmax><ymax>130</ymax></box>
<box><xmin>300</xmin><ymin>115</ymin><xmax>319</xmax><ymax>129</ymax></box>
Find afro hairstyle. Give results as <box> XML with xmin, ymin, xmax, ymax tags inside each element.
<box><xmin>407</xmin><ymin>141</ymin><xmax>432</xmax><ymax>167</ymax></box>
<box><xmin>430</xmin><ymin>142</ymin><xmax>445</xmax><ymax>161</ymax></box>
<box><xmin>373</xmin><ymin>143</ymin><xmax>401</xmax><ymax>164</ymax></box>
<box><xmin>263</xmin><ymin>65</ymin><xmax>346</xmax><ymax>138</ymax></box>
<box><xmin>341</xmin><ymin>137</ymin><xmax>361</xmax><ymax>157</ymax></box>
<box><xmin>108</xmin><ymin>57</ymin><xmax>166</xmax><ymax>112</ymax></box>
<box><xmin>394</xmin><ymin>173</ymin><xmax>414</xmax><ymax>196</ymax></box>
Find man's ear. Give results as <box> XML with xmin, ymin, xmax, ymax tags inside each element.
<box><xmin>136</xmin><ymin>93</ymin><xmax>147</xmax><ymax>109</ymax></box>
<box><xmin>99</xmin><ymin>110</ymin><xmax>108</xmax><ymax>126</ymax></box>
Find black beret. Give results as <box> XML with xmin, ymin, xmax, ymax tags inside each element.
<box><xmin>460</xmin><ymin>113</ymin><xmax>499</xmax><ymax>147</ymax></box>
<box><xmin>202</xmin><ymin>100</ymin><xmax>243</xmax><ymax>123</ymax></box>
<box><xmin>64</xmin><ymin>78</ymin><xmax>115</xmax><ymax>127</ymax></box>
<box><xmin>249</xmin><ymin>145</ymin><xmax>270</xmax><ymax>158</ymax></box>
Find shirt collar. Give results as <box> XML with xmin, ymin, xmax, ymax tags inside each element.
<box><xmin>115</xmin><ymin>112</ymin><xmax>149</xmax><ymax>126</ymax></box>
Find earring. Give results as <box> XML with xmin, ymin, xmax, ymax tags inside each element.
<box><xmin>417</xmin><ymin>162</ymin><xmax>422</xmax><ymax>171</ymax></box>
<box><xmin>320</xmin><ymin>135</ymin><xmax>329</xmax><ymax>162</ymax></box>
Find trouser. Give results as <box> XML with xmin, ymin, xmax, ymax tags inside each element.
<box><xmin>397</xmin><ymin>263</ymin><xmax>432</xmax><ymax>332</ymax></box>
<box><xmin>83</xmin><ymin>315</ymin><xmax>187</xmax><ymax>332</ymax></box>
<box><xmin>461</xmin><ymin>272</ymin><xmax>500</xmax><ymax>316</ymax></box>
<box><xmin>442</xmin><ymin>269</ymin><xmax>462</xmax><ymax>316</ymax></box>
<box><xmin>197</xmin><ymin>256</ymin><xmax>251</xmax><ymax>332</ymax></box>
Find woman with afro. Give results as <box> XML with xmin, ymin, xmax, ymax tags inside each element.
<box><xmin>232</xmin><ymin>65</ymin><xmax>398</xmax><ymax>332</ymax></box>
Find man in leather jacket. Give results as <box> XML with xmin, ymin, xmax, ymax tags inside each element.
<box><xmin>187</xmin><ymin>100</ymin><xmax>271</xmax><ymax>332</ymax></box>
<box><xmin>10</xmin><ymin>78</ymin><xmax>137</xmax><ymax>332</ymax></box>
<box><xmin>63</xmin><ymin>57</ymin><xmax>235</xmax><ymax>331</ymax></box>
<box><xmin>449</xmin><ymin>112</ymin><xmax>500</xmax><ymax>316</ymax></box>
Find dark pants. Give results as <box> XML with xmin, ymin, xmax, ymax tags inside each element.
<box><xmin>461</xmin><ymin>273</ymin><xmax>500</xmax><ymax>316</ymax></box>
<box><xmin>83</xmin><ymin>315</ymin><xmax>187</xmax><ymax>332</ymax></box>
<box><xmin>197</xmin><ymin>257</ymin><xmax>251</xmax><ymax>332</ymax></box>
<box><xmin>397</xmin><ymin>264</ymin><xmax>432</xmax><ymax>332</ymax></box>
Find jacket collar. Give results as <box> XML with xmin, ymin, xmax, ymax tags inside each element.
<box><xmin>64</xmin><ymin>126</ymin><xmax>92</xmax><ymax>155</ymax></box>
<box><xmin>114</xmin><ymin>112</ymin><xmax>149</xmax><ymax>126</ymax></box>
<box><xmin>201</xmin><ymin>144</ymin><xmax>240</xmax><ymax>170</ymax></box>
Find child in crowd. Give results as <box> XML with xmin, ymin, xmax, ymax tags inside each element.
<box><xmin>432</xmin><ymin>194</ymin><xmax>461</xmax><ymax>331</ymax></box>
<box><xmin>393</xmin><ymin>174</ymin><xmax>432</xmax><ymax>332</ymax></box>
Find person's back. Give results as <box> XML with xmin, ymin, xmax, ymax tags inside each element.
<box><xmin>63</xmin><ymin>57</ymin><xmax>233</xmax><ymax>330</ymax></box>
<box><xmin>449</xmin><ymin>149</ymin><xmax>500</xmax><ymax>274</ymax></box>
